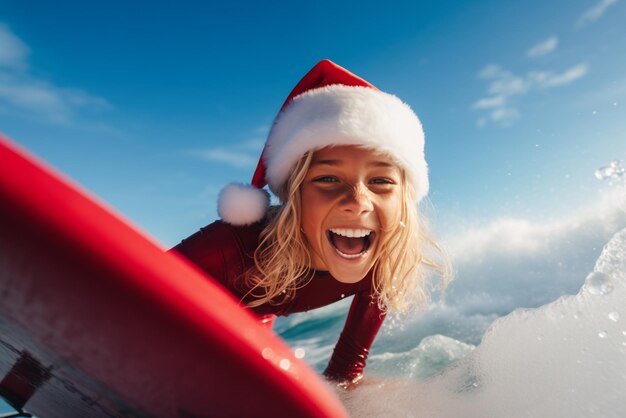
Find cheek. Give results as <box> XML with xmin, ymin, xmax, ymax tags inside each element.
<box><xmin>301</xmin><ymin>185</ymin><xmax>344</xmax><ymax>216</ymax></box>
<box><xmin>300</xmin><ymin>187</ymin><xmax>330</xmax><ymax>237</ymax></box>
<box><xmin>376</xmin><ymin>193</ymin><xmax>403</xmax><ymax>229</ymax></box>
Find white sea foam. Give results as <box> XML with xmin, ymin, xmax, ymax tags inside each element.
<box><xmin>367</xmin><ymin>335</ymin><xmax>475</xmax><ymax>380</ymax></box>
<box><xmin>338</xmin><ymin>212</ymin><xmax>626</xmax><ymax>417</ymax></box>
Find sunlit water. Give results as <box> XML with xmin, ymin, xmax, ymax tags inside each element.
<box><xmin>278</xmin><ymin>161</ymin><xmax>626</xmax><ymax>417</ymax></box>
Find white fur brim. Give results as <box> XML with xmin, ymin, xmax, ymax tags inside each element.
<box><xmin>218</xmin><ymin>183</ymin><xmax>270</xmax><ymax>225</ymax></box>
<box><xmin>264</xmin><ymin>85</ymin><xmax>429</xmax><ymax>201</ymax></box>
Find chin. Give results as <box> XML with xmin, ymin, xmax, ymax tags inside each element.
<box><xmin>324</xmin><ymin>245</ymin><xmax>378</xmax><ymax>284</ymax></box>
<box><xmin>330</xmin><ymin>268</ymin><xmax>369</xmax><ymax>284</ymax></box>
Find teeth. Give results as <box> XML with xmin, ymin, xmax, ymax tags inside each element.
<box><xmin>334</xmin><ymin>248</ymin><xmax>365</xmax><ymax>259</ymax></box>
<box><xmin>329</xmin><ymin>228</ymin><xmax>372</xmax><ymax>238</ymax></box>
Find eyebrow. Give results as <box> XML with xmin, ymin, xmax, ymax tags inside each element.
<box><xmin>367</xmin><ymin>161</ymin><xmax>396</xmax><ymax>168</ymax></box>
<box><xmin>311</xmin><ymin>159</ymin><xmax>396</xmax><ymax>168</ymax></box>
<box><xmin>311</xmin><ymin>159</ymin><xmax>341</xmax><ymax>166</ymax></box>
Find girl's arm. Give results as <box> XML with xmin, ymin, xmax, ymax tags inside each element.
<box><xmin>323</xmin><ymin>290</ymin><xmax>386</xmax><ymax>384</ymax></box>
<box><xmin>169</xmin><ymin>221</ymin><xmax>249</xmax><ymax>295</ymax></box>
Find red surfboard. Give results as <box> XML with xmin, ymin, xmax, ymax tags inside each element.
<box><xmin>0</xmin><ymin>135</ymin><xmax>347</xmax><ymax>418</ymax></box>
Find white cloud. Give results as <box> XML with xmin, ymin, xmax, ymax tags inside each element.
<box><xmin>576</xmin><ymin>0</ymin><xmax>619</xmax><ymax>28</ymax></box>
<box><xmin>254</xmin><ymin>124</ymin><xmax>270</xmax><ymax>135</ymax></box>
<box><xmin>0</xmin><ymin>23</ymin><xmax>29</xmax><ymax>69</ymax></box>
<box><xmin>242</xmin><ymin>137</ymin><xmax>265</xmax><ymax>151</ymax></box>
<box><xmin>529</xmin><ymin>63</ymin><xmax>589</xmax><ymax>88</ymax></box>
<box><xmin>487</xmin><ymin>75</ymin><xmax>529</xmax><ymax>96</ymax></box>
<box><xmin>246</xmin><ymin>125</ymin><xmax>271</xmax><ymax>150</ymax></box>
<box><xmin>478</xmin><ymin>64</ymin><xmax>509</xmax><ymax>80</ymax></box>
<box><xmin>190</xmin><ymin>125</ymin><xmax>269</xmax><ymax>169</ymax></box>
<box><xmin>0</xmin><ymin>73</ymin><xmax>112</xmax><ymax>124</ymax></box>
<box><xmin>472</xmin><ymin>62</ymin><xmax>589</xmax><ymax>127</ymax></box>
<box><xmin>0</xmin><ymin>22</ymin><xmax>111</xmax><ymax>124</ymax></box>
<box><xmin>471</xmin><ymin>95</ymin><xmax>506</xmax><ymax>110</ymax></box>
<box><xmin>527</xmin><ymin>36</ymin><xmax>559</xmax><ymax>58</ymax></box>
<box><xmin>490</xmin><ymin>107</ymin><xmax>520</xmax><ymax>124</ymax></box>
<box><xmin>191</xmin><ymin>147</ymin><xmax>258</xmax><ymax>169</ymax></box>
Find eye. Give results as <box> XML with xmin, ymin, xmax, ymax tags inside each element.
<box><xmin>370</xmin><ymin>177</ymin><xmax>395</xmax><ymax>185</ymax></box>
<box><xmin>313</xmin><ymin>176</ymin><xmax>339</xmax><ymax>183</ymax></box>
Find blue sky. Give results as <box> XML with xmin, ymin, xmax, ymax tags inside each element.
<box><xmin>1</xmin><ymin>0</ymin><xmax>625</xmax><ymax>246</ymax></box>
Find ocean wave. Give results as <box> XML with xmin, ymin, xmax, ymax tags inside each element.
<box><xmin>337</xmin><ymin>224</ymin><xmax>626</xmax><ymax>417</ymax></box>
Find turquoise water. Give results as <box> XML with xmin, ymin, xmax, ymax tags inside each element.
<box><xmin>0</xmin><ymin>399</ymin><xmax>13</xmax><ymax>413</ymax></box>
<box><xmin>0</xmin><ymin>398</ymin><xmax>33</xmax><ymax>417</ymax></box>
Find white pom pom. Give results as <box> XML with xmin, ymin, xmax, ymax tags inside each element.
<box><xmin>218</xmin><ymin>183</ymin><xmax>270</xmax><ymax>225</ymax></box>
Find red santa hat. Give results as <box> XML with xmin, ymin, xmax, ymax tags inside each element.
<box><xmin>218</xmin><ymin>59</ymin><xmax>428</xmax><ymax>226</ymax></box>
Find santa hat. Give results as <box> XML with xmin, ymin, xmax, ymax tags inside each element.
<box><xmin>218</xmin><ymin>59</ymin><xmax>428</xmax><ymax>226</ymax></box>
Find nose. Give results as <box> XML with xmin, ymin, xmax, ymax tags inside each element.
<box><xmin>340</xmin><ymin>183</ymin><xmax>373</xmax><ymax>215</ymax></box>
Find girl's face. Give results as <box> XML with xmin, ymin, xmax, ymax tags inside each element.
<box><xmin>300</xmin><ymin>145</ymin><xmax>403</xmax><ymax>283</ymax></box>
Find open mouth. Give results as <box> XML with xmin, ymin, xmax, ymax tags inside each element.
<box><xmin>326</xmin><ymin>228</ymin><xmax>376</xmax><ymax>259</ymax></box>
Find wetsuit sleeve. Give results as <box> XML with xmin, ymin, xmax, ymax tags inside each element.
<box><xmin>323</xmin><ymin>290</ymin><xmax>386</xmax><ymax>382</ymax></box>
<box><xmin>169</xmin><ymin>221</ymin><xmax>246</xmax><ymax>295</ymax></box>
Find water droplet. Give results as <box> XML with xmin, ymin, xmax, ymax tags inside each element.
<box><xmin>279</xmin><ymin>359</ymin><xmax>291</xmax><ymax>370</ymax></box>
<box><xmin>262</xmin><ymin>348</ymin><xmax>275</xmax><ymax>360</ymax></box>
<box><xmin>294</xmin><ymin>348</ymin><xmax>305</xmax><ymax>359</ymax></box>
<box><xmin>340</xmin><ymin>294</ymin><xmax>345</xmax><ymax>298</ymax></box>
<box><xmin>595</xmin><ymin>160</ymin><xmax>625</xmax><ymax>181</ymax></box>
<box><xmin>584</xmin><ymin>271</ymin><xmax>614</xmax><ymax>295</ymax></box>
<box><xmin>608</xmin><ymin>312</ymin><xmax>620</xmax><ymax>322</ymax></box>
<box><xmin>595</xmin><ymin>168</ymin><xmax>608</xmax><ymax>180</ymax></box>
<box><xmin>599</xmin><ymin>331</ymin><xmax>608</xmax><ymax>339</ymax></box>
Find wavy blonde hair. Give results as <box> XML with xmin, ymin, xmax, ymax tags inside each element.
<box><xmin>243</xmin><ymin>149</ymin><xmax>451</xmax><ymax>314</ymax></box>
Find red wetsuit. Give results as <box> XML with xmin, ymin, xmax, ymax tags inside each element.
<box><xmin>170</xmin><ymin>220</ymin><xmax>386</xmax><ymax>381</ymax></box>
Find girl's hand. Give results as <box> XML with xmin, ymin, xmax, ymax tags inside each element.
<box><xmin>329</xmin><ymin>374</ymin><xmax>410</xmax><ymax>394</ymax></box>
<box><xmin>331</xmin><ymin>374</ymin><xmax>364</xmax><ymax>391</ymax></box>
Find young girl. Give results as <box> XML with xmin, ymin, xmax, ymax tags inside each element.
<box><xmin>172</xmin><ymin>59</ymin><xmax>448</xmax><ymax>385</ymax></box>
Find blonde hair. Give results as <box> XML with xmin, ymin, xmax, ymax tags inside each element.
<box><xmin>243</xmin><ymin>149</ymin><xmax>451</xmax><ymax>314</ymax></box>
